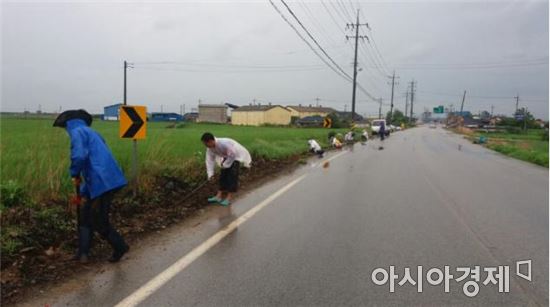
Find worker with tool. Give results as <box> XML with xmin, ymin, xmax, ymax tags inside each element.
<box><xmin>53</xmin><ymin>110</ymin><xmax>129</xmax><ymax>263</ymax></box>
<box><xmin>201</xmin><ymin>132</ymin><xmax>252</xmax><ymax>206</ymax></box>
<box><xmin>308</xmin><ymin>139</ymin><xmax>324</xmax><ymax>158</ymax></box>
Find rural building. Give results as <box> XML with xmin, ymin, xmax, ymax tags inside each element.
<box><xmin>231</xmin><ymin>105</ymin><xmax>291</xmax><ymax>126</ymax></box>
<box><xmin>150</xmin><ymin>112</ymin><xmax>183</xmax><ymax>122</ymax></box>
<box><xmin>103</xmin><ymin>103</ymin><xmax>123</xmax><ymax>121</ymax></box>
<box><xmin>183</xmin><ymin>112</ymin><xmax>199</xmax><ymax>122</ymax></box>
<box><xmin>198</xmin><ymin>104</ymin><xmax>227</xmax><ymax>123</ymax></box>
<box><xmin>286</xmin><ymin>105</ymin><xmax>337</xmax><ymax>119</ymax></box>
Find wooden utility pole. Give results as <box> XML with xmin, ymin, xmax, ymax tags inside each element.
<box><xmin>460</xmin><ymin>90</ymin><xmax>466</xmax><ymax>114</ymax></box>
<box><xmin>123</xmin><ymin>60</ymin><xmax>138</xmax><ymax>190</ymax></box>
<box><xmin>346</xmin><ymin>10</ymin><xmax>368</xmax><ymax>122</ymax></box>
<box><xmin>405</xmin><ymin>89</ymin><xmax>409</xmax><ymax>122</ymax></box>
<box><xmin>124</xmin><ymin>61</ymin><xmax>128</xmax><ymax>105</ymax></box>
<box><xmin>388</xmin><ymin>71</ymin><xmax>399</xmax><ymax>124</ymax></box>
<box><xmin>409</xmin><ymin>80</ymin><xmax>416</xmax><ymax>121</ymax></box>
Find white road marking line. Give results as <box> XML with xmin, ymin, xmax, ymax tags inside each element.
<box><xmin>114</xmin><ymin>174</ymin><xmax>308</xmax><ymax>307</ymax></box>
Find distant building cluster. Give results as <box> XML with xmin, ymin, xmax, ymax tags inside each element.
<box><xmin>101</xmin><ymin>101</ymin><xmax>361</xmax><ymax>127</ymax></box>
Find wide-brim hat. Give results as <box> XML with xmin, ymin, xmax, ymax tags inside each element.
<box><xmin>53</xmin><ymin>109</ymin><xmax>93</xmax><ymax>127</ymax></box>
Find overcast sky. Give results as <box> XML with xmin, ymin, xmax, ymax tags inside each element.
<box><xmin>2</xmin><ymin>0</ymin><xmax>548</xmax><ymax>119</ymax></box>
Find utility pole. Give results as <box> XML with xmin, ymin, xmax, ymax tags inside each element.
<box><xmin>123</xmin><ymin>60</ymin><xmax>138</xmax><ymax>190</ymax></box>
<box><xmin>388</xmin><ymin>71</ymin><xmax>399</xmax><ymax>124</ymax></box>
<box><xmin>409</xmin><ymin>80</ymin><xmax>416</xmax><ymax>121</ymax></box>
<box><xmin>346</xmin><ymin>10</ymin><xmax>368</xmax><ymax>122</ymax></box>
<box><xmin>528</xmin><ymin>107</ymin><xmax>529</xmax><ymax>131</ymax></box>
<box><xmin>460</xmin><ymin>90</ymin><xmax>466</xmax><ymax>114</ymax></box>
<box><xmin>378</xmin><ymin>98</ymin><xmax>383</xmax><ymax>119</ymax></box>
<box><xmin>514</xmin><ymin>94</ymin><xmax>520</xmax><ymax>114</ymax></box>
<box><xmin>344</xmin><ymin>104</ymin><xmax>348</xmax><ymax>112</ymax></box>
<box><xmin>315</xmin><ymin>97</ymin><xmax>321</xmax><ymax>107</ymax></box>
<box><xmin>404</xmin><ymin>89</ymin><xmax>409</xmax><ymax>122</ymax></box>
<box><xmin>491</xmin><ymin>105</ymin><xmax>494</xmax><ymax>117</ymax></box>
<box><xmin>123</xmin><ymin>61</ymin><xmax>128</xmax><ymax>105</ymax></box>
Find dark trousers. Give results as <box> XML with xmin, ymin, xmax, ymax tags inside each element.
<box><xmin>78</xmin><ymin>190</ymin><xmax>127</xmax><ymax>256</ymax></box>
<box><xmin>219</xmin><ymin>161</ymin><xmax>240</xmax><ymax>193</ymax></box>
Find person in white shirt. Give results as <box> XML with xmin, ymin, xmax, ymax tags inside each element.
<box><xmin>201</xmin><ymin>132</ymin><xmax>251</xmax><ymax>206</ymax></box>
<box><xmin>344</xmin><ymin>131</ymin><xmax>354</xmax><ymax>144</ymax></box>
<box><xmin>308</xmin><ymin>139</ymin><xmax>324</xmax><ymax>158</ymax></box>
<box><xmin>361</xmin><ymin>129</ymin><xmax>369</xmax><ymax>143</ymax></box>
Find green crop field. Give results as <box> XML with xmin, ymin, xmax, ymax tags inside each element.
<box><xmin>472</xmin><ymin>129</ymin><xmax>549</xmax><ymax>167</ymax></box>
<box><xmin>1</xmin><ymin>117</ymin><xmax>344</xmax><ymax>201</ymax></box>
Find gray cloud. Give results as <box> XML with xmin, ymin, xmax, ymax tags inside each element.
<box><xmin>1</xmin><ymin>0</ymin><xmax>548</xmax><ymax>119</ymax></box>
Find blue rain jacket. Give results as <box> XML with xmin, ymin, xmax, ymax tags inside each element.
<box><xmin>66</xmin><ymin>119</ymin><xmax>127</xmax><ymax>199</ymax></box>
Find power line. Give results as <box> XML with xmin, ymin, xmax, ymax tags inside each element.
<box><xmin>268</xmin><ymin>0</ymin><xmax>352</xmax><ymax>82</ymax></box>
<box><xmin>381</xmin><ymin>61</ymin><xmax>548</xmax><ymax>70</ymax></box>
<box><xmin>132</xmin><ymin>66</ymin><xmax>328</xmax><ymax>73</ymax></box>
<box><xmin>417</xmin><ymin>90</ymin><xmax>547</xmax><ymax>101</ymax></box>
<box><xmin>296</xmin><ymin>1</ymin><xmax>340</xmax><ymax>49</ymax></box>
<box><xmin>134</xmin><ymin>61</ymin><xmax>325</xmax><ymax>69</ymax></box>
<box><xmin>278</xmin><ymin>0</ymin><xmax>352</xmax><ymax>80</ymax></box>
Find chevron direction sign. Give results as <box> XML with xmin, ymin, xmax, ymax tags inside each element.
<box><xmin>119</xmin><ymin>105</ymin><xmax>147</xmax><ymax>139</ymax></box>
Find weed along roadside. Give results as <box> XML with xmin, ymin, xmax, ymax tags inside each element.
<box><xmin>451</xmin><ymin>126</ymin><xmax>549</xmax><ymax>167</ymax></box>
<box><xmin>0</xmin><ymin>117</ymin><xmax>351</xmax><ymax>304</ymax></box>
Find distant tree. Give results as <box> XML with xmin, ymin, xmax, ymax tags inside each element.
<box><xmin>387</xmin><ymin>109</ymin><xmax>407</xmax><ymax>126</ymax></box>
<box><xmin>497</xmin><ymin>108</ymin><xmax>538</xmax><ymax>129</ymax></box>
<box><xmin>327</xmin><ymin>112</ymin><xmax>345</xmax><ymax>128</ymax></box>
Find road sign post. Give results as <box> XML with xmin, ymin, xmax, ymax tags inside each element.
<box><xmin>120</xmin><ymin>105</ymin><xmax>147</xmax><ymax>189</ymax></box>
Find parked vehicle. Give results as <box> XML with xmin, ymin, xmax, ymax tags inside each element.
<box><xmin>371</xmin><ymin>119</ymin><xmax>390</xmax><ymax>136</ymax></box>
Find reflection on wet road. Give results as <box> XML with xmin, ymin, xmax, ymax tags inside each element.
<box><xmin>19</xmin><ymin>127</ymin><xmax>548</xmax><ymax>307</ymax></box>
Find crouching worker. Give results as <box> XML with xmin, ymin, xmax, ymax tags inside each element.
<box><xmin>344</xmin><ymin>131</ymin><xmax>354</xmax><ymax>144</ymax></box>
<box><xmin>361</xmin><ymin>129</ymin><xmax>369</xmax><ymax>143</ymax></box>
<box><xmin>53</xmin><ymin>110</ymin><xmax>129</xmax><ymax>263</ymax></box>
<box><xmin>308</xmin><ymin>139</ymin><xmax>324</xmax><ymax>158</ymax></box>
<box><xmin>201</xmin><ymin>132</ymin><xmax>252</xmax><ymax>206</ymax></box>
<box><xmin>330</xmin><ymin>136</ymin><xmax>343</xmax><ymax>149</ymax></box>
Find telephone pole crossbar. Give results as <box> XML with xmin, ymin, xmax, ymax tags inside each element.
<box><xmin>346</xmin><ymin>9</ymin><xmax>369</xmax><ymax>123</ymax></box>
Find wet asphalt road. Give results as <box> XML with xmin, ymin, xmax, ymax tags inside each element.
<box><xmin>21</xmin><ymin>127</ymin><xmax>548</xmax><ymax>306</ymax></box>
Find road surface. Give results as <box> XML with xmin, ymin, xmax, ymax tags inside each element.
<box><xmin>20</xmin><ymin>127</ymin><xmax>548</xmax><ymax>306</ymax></box>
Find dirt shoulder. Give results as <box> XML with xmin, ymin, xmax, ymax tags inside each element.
<box><xmin>1</xmin><ymin>153</ymin><xmax>310</xmax><ymax>305</ymax></box>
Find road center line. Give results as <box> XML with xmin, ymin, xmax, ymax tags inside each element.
<box><xmin>114</xmin><ymin>174</ymin><xmax>308</xmax><ymax>307</ymax></box>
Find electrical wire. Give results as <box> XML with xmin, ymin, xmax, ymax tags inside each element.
<box><xmin>279</xmin><ymin>0</ymin><xmax>353</xmax><ymax>80</ymax></box>
<box><xmin>268</xmin><ymin>0</ymin><xmax>352</xmax><ymax>82</ymax></box>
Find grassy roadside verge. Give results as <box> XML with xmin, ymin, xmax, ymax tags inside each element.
<box><xmin>452</xmin><ymin>127</ymin><xmax>548</xmax><ymax>167</ymax></box>
<box><xmin>1</xmin><ymin>117</ymin><xmax>350</xmax><ymax>303</ymax></box>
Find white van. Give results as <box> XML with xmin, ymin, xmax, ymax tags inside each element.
<box><xmin>371</xmin><ymin>119</ymin><xmax>390</xmax><ymax>136</ymax></box>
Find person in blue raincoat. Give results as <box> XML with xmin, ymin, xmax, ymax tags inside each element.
<box><xmin>54</xmin><ymin>110</ymin><xmax>129</xmax><ymax>263</ymax></box>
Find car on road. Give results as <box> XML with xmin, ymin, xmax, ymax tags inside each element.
<box><xmin>371</xmin><ymin>119</ymin><xmax>390</xmax><ymax>136</ymax></box>
<box><xmin>429</xmin><ymin>122</ymin><xmax>437</xmax><ymax>128</ymax></box>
